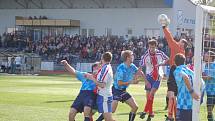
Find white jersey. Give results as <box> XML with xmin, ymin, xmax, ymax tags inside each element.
<box><xmin>140</xmin><ymin>49</ymin><xmax>169</xmax><ymax>77</ymax></box>
<box><xmin>97</xmin><ymin>63</ymin><xmax>113</xmax><ymax>97</ymax></box>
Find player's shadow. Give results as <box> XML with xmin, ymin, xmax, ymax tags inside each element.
<box><xmin>116</xmin><ymin>110</ymin><xmax>166</xmax><ymax>116</ymax></box>
<box><xmin>44</xmin><ymin>100</ymin><xmax>74</xmax><ymax>103</ymax></box>
<box><xmin>116</xmin><ymin>112</ymin><xmax>130</xmax><ymax>115</ymax></box>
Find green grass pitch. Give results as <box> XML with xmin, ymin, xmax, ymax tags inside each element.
<box><xmin>0</xmin><ymin>74</ymin><xmax>210</xmax><ymax>121</ymax></box>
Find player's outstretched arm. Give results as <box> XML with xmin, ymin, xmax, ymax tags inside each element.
<box><xmin>137</xmin><ymin>67</ymin><xmax>151</xmax><ymax>88</ymax></box>
<box><xmin>158</xmin><ymin>14</ymin><xmax>177</xmax><ymax>48</ymax></box>
<box><xmin>61</xmin><ymin>60</ymin><xmax>76</xmax><ymax>75</ymax></box>
<box><xmin>118</xmin><ymin>80</ymin><xmax>130</xmax><ymax>86</ymax></box>
<box><xmin>84</xmin><ymin>73</ymin><xmax>105</xmax><ymax>88</ymax></box>
<box><xmin>163</xmin><ymin>27</ymin><xmax>178</xmax><ymax>47</ymax></box>
<box><xmin>118</xmin><ymin>79</ymin><xmax>139</xmax><ymax>85</ymax></box>
<box><xmin>182</xmin><ymin>74</ymin><xmax>200</xmax><ymax>101</ymax></box>
<box><xmin>202</xmin><ymin>75</ymin><xmax>212</xmax><ymax>80</ymax></box>
<box><xmin>137</xmin><ymin>67</ymin><xmax>146</xmax><ymax>80</ymax></box>
<box><xmin>157</xmin><ymin>59</ymin><xmax>169</xmax><ymax>67</ymax></box>
<box><xmin>132</xmin><ymin>68</ymin><xmax>145</xmax><ymax>84</ymax></box>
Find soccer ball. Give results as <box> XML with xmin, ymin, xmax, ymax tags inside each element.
<box><xmin>158</xmin><ymin>14</ymin><xmax>170</xmax><ymax>26</ymax></box>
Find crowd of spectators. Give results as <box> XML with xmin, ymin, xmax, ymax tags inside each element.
<box><xmin>0</xmin><ymin>32</ymin><xmax>202</xmax><ymax>65</ymax></box>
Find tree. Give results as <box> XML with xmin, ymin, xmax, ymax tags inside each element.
<box><xmin>193</xmin><ymin>0</ymin><xmax>214</xmax><ymax>5</ymax></box>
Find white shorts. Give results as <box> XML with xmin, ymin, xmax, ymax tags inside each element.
<box><xmin>97</xmin><ymin>95</ymin><xmax>113</xmax><ymax>113</ymax></box>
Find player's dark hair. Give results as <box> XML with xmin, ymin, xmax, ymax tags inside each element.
<box><xmin>174</xmin><ymin>53</ymin><xmax>186</xmax><ymax>66</ymax></box>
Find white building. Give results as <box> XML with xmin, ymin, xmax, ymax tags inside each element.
<box><xmin>0</xmin><ymin>0</ymin><xmax>196</xmax><ymax>38</ymax></box>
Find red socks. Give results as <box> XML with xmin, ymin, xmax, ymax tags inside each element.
<box><xmin>144</xmin><ymin>94</ymin><xmax>154</xmax><ymax>114</ymax></box>
<box><xmin>148</xmin><ymin>96</ymin><xmax>154</xmax><ymax>114</ymax></box>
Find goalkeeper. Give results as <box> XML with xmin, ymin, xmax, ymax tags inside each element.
<box><xmin>158</xmin><ymin>14</ymin><xmax>188</xmax><ymax>121</ymax></box>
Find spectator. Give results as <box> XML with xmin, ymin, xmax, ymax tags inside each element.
<box><xmin>202</xmin><ymin>51</ymin><xmax>215</xmax><ymax>121</ymax></box>
<box><xmin>0</xmin><ymin>31</ymin><xmax>195</xmax><ymax>65</ymax></box>
<box><xmin>11</xmin><ymin>57</ymin><xmax>16</xmax><ymax>74</ymax></box>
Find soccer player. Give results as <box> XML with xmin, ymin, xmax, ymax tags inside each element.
<box><xmin>86</xmin><ymin>52</ymin><xmax>115</xmax><ymax>121</ymax></box>
<box><xmin>202</xmin><ymin>51</ymin><xmax>215</xmax><ymax>121</ymax></box>
<box><xmin>111</xmin><ymin>50</ymin><xmax>143</xmax><ymax>121</ymax></box>
<box><xmin>61</xmin><ymin>60</ymin><xmax>100</xmax><ymax>121</ymax></box>
<box><xmin>159</xmin><ymin>14</ymin><xmax>188</xmax><ymax>121</ymax></box>
<box><xmin>96</xmin><ymin>50</ymin><xmax>143</xmax><ymax>121</ymax></box>
<box><xmin>139</xmin><ymin>39</ymin><xmax>169</xmax><ymax>120</ymax></box>
<box><xmin>174</xmin><ymin>53</ymin><xmax>200</xmax><ymax>121</ymax></box>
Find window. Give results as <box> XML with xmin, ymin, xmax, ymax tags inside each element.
<box><xmin>81</xmin><ymin>29</ymin><xmax>87</xmax><ymax>37</ymax></box>
<box><xmin>144</xmin><ymin>28</ymin><xmax>160</xmax><ymax>38</ymax></box>
<box><xmin>127</xmin><ymin>28</ymin><xmax>132</xmax><ymax>35</ymax></box>
<box><xmin>7</xmin><ymin>27</ymin><xmax>18</xmax><ymax>33</ymax></box>
<box><xmin>55</xmin><ymin>27</ymin><xmax>63</xmax><ymax>35</ymax></box>
<box><xmin>105</xmin><ymin>28</ymin><xmax>112</xmax><ymax>37</ymax></box>
<box><xmin>88</xmin><ymin>29</ymin><xmax>95</xmax><ymax>36</ymax></box>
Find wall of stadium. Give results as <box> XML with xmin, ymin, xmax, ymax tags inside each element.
<box><xmin>0</xmin><ymin>8</ymin><xmax>172</xmax><ymax>37</ymax></box>
<box><xmin>0</xmin><ymin>0</ymin><xmax>196</xmax><ymax>37</ymax></box>
<box><xmin>0</xmin><ymin>0</ymin><xmax>171</xmax><ymax>9</ymax></box>
<box><xmin>171</xmin><ymin>0</ymin><xmax>196</xmax><ymax>37</ymax></box>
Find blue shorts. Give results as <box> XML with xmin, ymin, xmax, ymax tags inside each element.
<box><xmin>176</xmin><ymin>109</ymin><xmax>192</xmax><ymax>121</ymax></box>
<box><xmin>145</xmin><ymin>74</ymin><xmax>161</xmax><ymax>91</ymax></box>
<box><xmin>112</xmin><ymin>86</ymin><xmax>131</xmax><ymax>103</ymax></box>
<box><xmin>165</xmin><ymin>66</ymin><xmax>170</xmax><ymax>77</ymax></box>
<box><xmin>71</xmin><ymin>90</ymin><xmax>96</xmax><ymax>113</ymax></box>
<box><xmin>207</xmin><ymin>95</ymin><xmax>215</xmax><ymax>106</ymax></box>
<box><xmin>97</xmin><ymin>95</ymin><xmax>113</xmax><ymax>113</ymax></box>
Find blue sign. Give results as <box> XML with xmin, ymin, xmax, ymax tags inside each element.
<box><xmin>183</xmin><ymin>18</ymin><xmax>195</xmax><ymax>24</ymax></box>
<box><xmin>177</xmin><ymin>10</ymin><xmax>195</xmax><ymax>25</ymax></box>
<box><xmin>164</xmin><ymin>0</ymin><xmax>173</xmax><ymax>7</ymax></box>
<box><xmin>177</xmin><ymin>10</ymin><xmax>183</xmax><ymax>26</ymax></box>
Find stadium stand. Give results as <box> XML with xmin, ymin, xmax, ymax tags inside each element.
<box><xmin>0</xmin><ymin>32</ymin><xmax>197</xmax><ymax>62</ymax></box>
